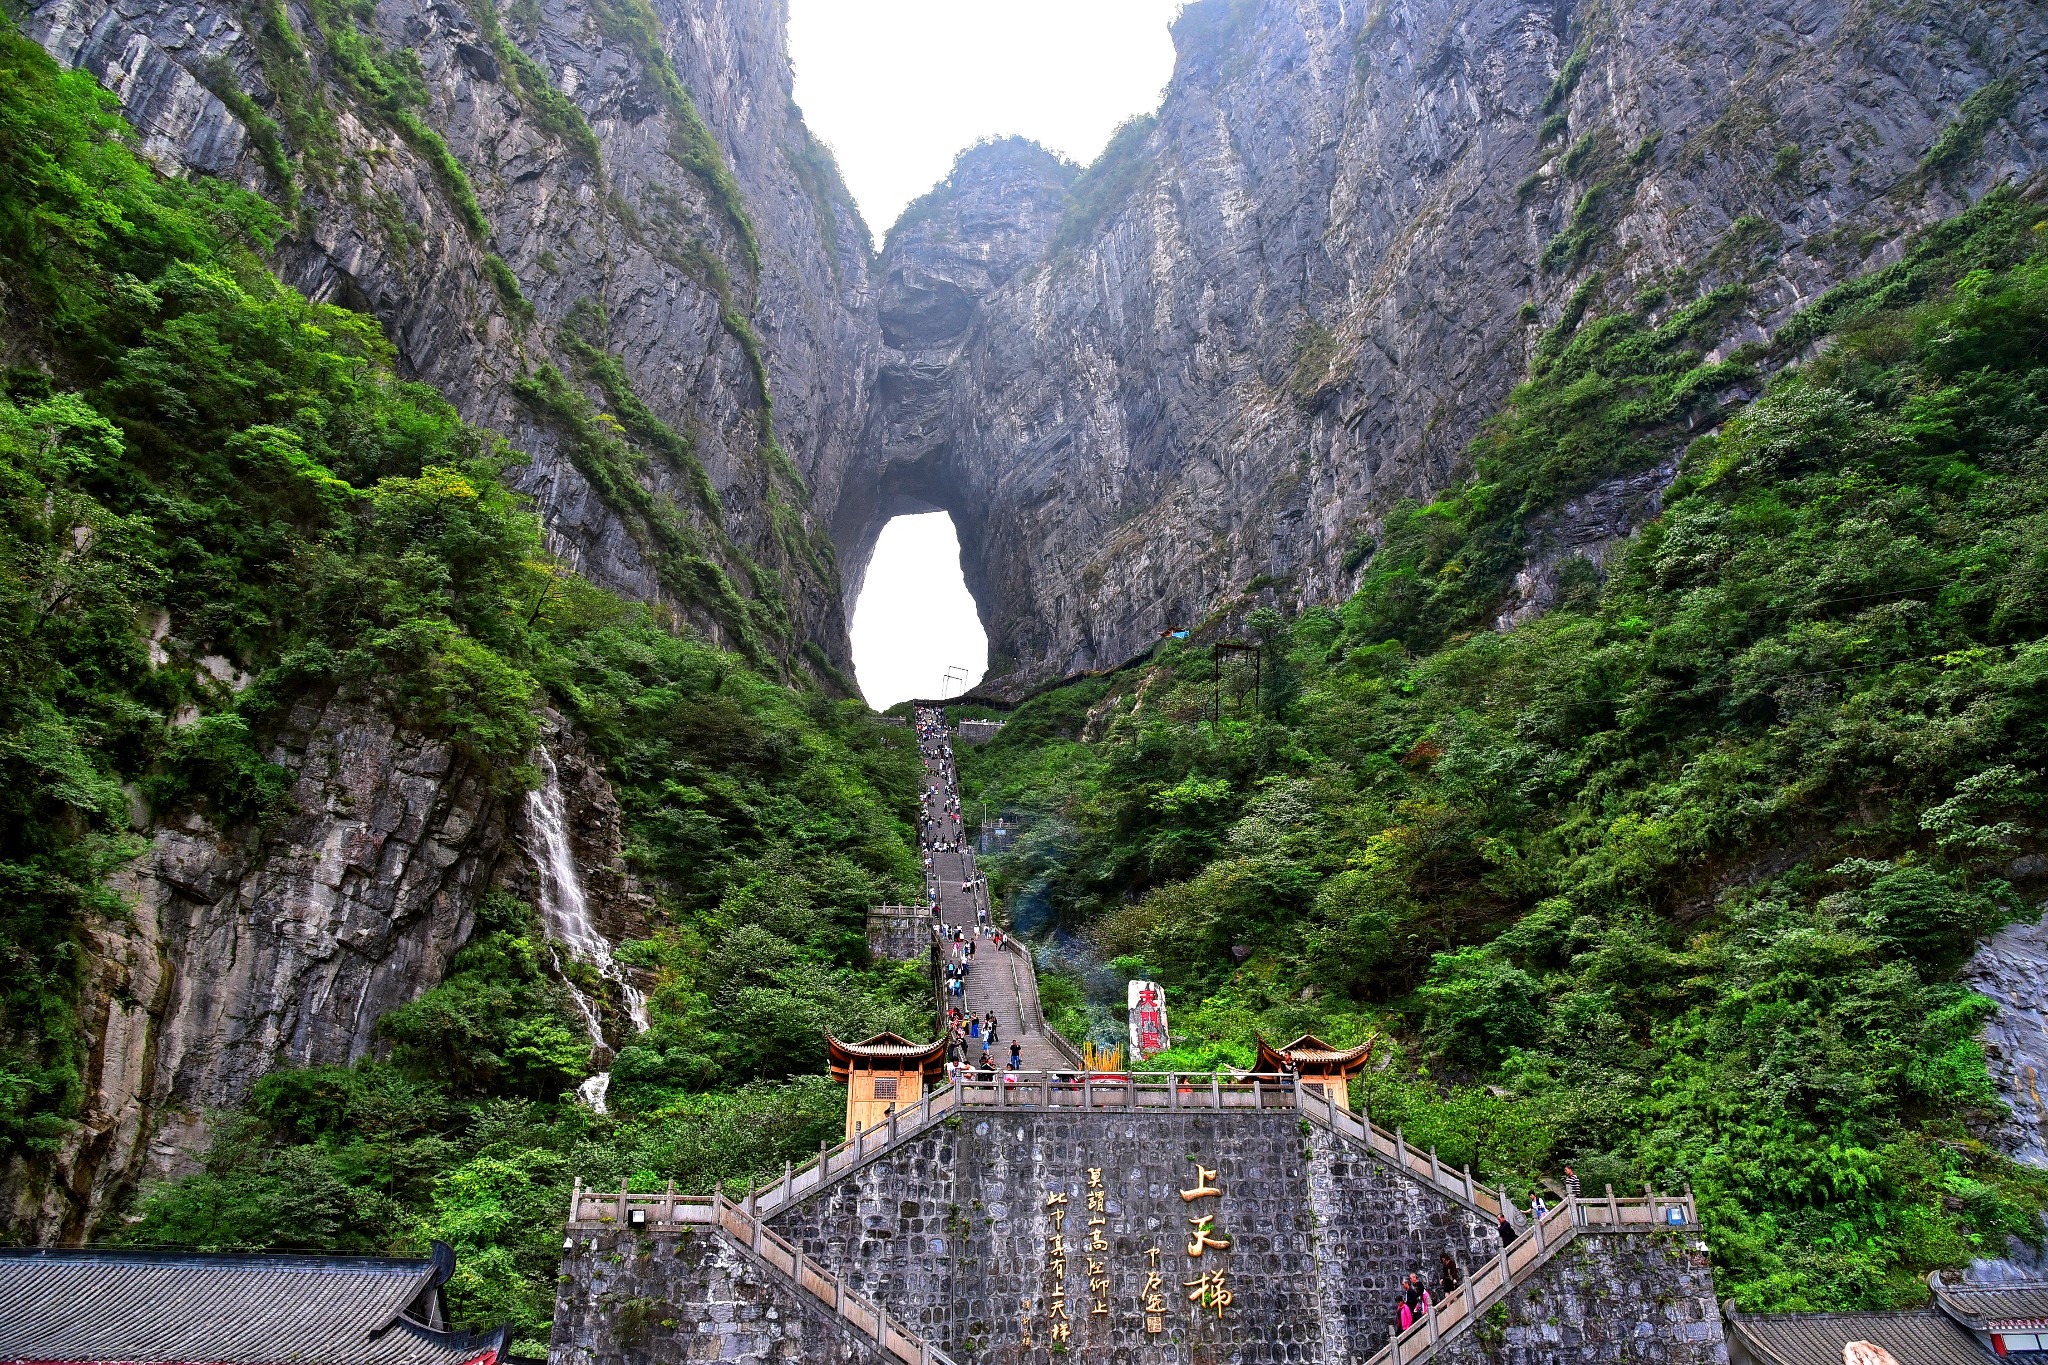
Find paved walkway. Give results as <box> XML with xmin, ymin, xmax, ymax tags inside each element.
<box><xmin>917</xmin><ymin>706</ymin><xmax>1069</xmax><ymax>1073</ymax></box>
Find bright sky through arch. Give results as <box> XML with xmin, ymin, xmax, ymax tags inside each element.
<box><xmin>787</xmin><ymin>0</ymin><xmax>1183</xmax><ymax>235</ymax></box>
<box><xmin>852</xmin><ymin>514</ymin><xmax>988</xmax><ymax>711</ymax></box>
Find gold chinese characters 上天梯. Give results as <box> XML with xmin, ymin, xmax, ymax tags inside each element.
<box><xmin>1181</xmin><ymin>1156</ymin><xmax>1232</xmax><ymax>1322</ymax></box>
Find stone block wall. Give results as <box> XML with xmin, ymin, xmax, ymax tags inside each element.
<box><xmin>551</xmin><ymin>1109</ymin><xmax>1729</xmax><ymax>1365</ymax></box>
<box><xmin>1306</xmin><ymin>1131</ymin><xmax>1503</xmax><ymax>1361</ymax></box>
<box><xmin>1435</xmin><ymin>1232</ymin><xmax>1728</xmax><ymax>1365</ymax></box>
<box><xmin>550</xmin><ymin>1224</ymin><xmax>894</xmax><ymax>1365</ymax></box>
<box><xmin>866</xmin><ymin>907</ymin><xmax>932</xmax><ymax>963</ymax></box>
<box><xmin>765</xmin><ymin>1109</ymin><xmax>1325</xmax><ymax>1363</ymax></box>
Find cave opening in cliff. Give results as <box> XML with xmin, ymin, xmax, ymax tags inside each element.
<box><xmin>850</xmin><ymin>512</ymin><xmax>988</xmax><ymax>710</ymax></box>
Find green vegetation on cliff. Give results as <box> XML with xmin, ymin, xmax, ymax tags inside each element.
<box><xmin>0</xmin><ymin>31</ymin><xmax>920</xmax><ymax>1346</ymax></box>
<box><xmin>961</xmin><ymin>186</ymin><xmax>2048</xmax><ymax>1311</ymax></box>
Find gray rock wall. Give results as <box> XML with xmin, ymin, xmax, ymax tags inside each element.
<box><xmin>0</xmin><ymin>698</ymin><xmax>650</xmax><ymax>1244</ymax></box>
<box><xmin>1435</xmin><ymin>1232</ymin><xmax>1727</xmax><ymax>1365</ymax></box>
<box><xmin>6</xmin><ymin>690</ymin><xmax>513</xmax><ymax>1241</ymax></box>
<box><xmin>855</xmin><ymin>0</ymin><xmax>2048</xmax><ymax>696</ymax></box>
<box><xmin>552</xmin><ymin>1224</ymin><xmax>894</xmax><ymax>1365</ymax></box>
<box><xmin>23</xmin><ymin>0</ymin><xmax>876</xmax><ymax>674</ymax></box>
<box><xmin>12</xmin><ymin>0</ymin><xmax>867</xmax><ymax>1241</ymax></box>
<box><xmin>1963</xmin><ymin>889</ymin><xmax>2048</xmax><ymax>1169</ymax></box>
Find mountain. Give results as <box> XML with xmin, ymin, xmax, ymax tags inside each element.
<box><xmin>5</xmin><ymin>0</ymin><xmax>2047</xmax><ymax>1327</ymax></box>
<box><xmin>23</xmin><ymin>0</ymin><xmax>876</xmax><ymax>677</ymax></box>
<box><xmin>2</xmin><ymin>0</ymin><xmax>886</xmax><ymax>1242</ymax></box>
<box><xmin>854</xmin><ymin>0</ymin><xmax>2048</xmax><ymax>695</ymax></box>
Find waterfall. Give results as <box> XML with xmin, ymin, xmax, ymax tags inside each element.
<box><xmin>526</xmin><ymin>745</ymin><xmax>648</xmax><ymax>1114</ymax></box>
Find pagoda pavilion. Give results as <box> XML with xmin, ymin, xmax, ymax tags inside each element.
<box><xmin>826</xmin><ymin>1031</ymin><xmax>948</xmax><ymax>1139</ymax></box>
<box><xmin>1257</xmin><ymin>1032</ymin><xmax>1376</xmax><ymax>1112</ymax></box>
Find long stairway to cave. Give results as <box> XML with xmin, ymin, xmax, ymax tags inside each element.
<box><xmin>917</xmin><ymin>705</ymin><xmax>1076</xmax><ymax>1073</ymax></box>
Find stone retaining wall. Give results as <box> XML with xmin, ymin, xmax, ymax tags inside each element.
<box><xmin>1435</xmin><ymin>1232</ymin><xmax>1728</xmax><ymax>1365</ymax></box>
<box><xmin>550</xmin><ymin>1224</ymin><xmax>894</xmax><ymax>1365</ymax></box>
<box><xmin>1306</xmin><ymin>1130</ymin><xmax>1502</xmax><ymax>1361</ymax></box>
<box><xmin>866</xmin><ymin>907</ymin><xmax>932</xmax><ymax>963</ymax></box>
<box><xmin>767</xmin><ymin>1109</ymin><xmax>1322</xmax><ymax>1362</ymax></box>
<box><xmin>553</xmin><ymin>1108</ymin><xmax>1726</xmax><ymax>1364</ymax></box>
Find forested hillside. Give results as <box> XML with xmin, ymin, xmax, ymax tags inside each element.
<box><xmin>0</xmin><ymin>34</ymin><xmax>924</xmax><ymax>1348</ymax></box>
<box><xmin>959</xmin><ymin>185</ymin><xmax>2048</xmax><ymax>1312</ymax></box>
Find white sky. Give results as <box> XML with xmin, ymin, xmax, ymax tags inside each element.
<box><xmin>850</xmin><ymin>514</ymin><xmax>989</xmax><ymax>709</ymax></box>
<box><xmin>788</xmin><ymin>0</ymin><xmax>1184</xmax><ymax>231</ymax></box>
<box><xmin>788</xmin><ymin>1</ymin><xmax>1183</xmax><ymax>708</ymax></box>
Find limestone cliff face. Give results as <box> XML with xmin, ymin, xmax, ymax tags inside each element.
<box><xmin>855</xmin><ymin>0</ymin><xmax>2048</xmax><ymax>695</ymax></box>
<box><xmin>12</xmin><ymin>0</ymin><xmax>864</xmax><ymax>1238</ymax></box>
<box><xmin>24</xmin><ymin>0</ymin><xmax>876</xmax><ymax>675</ymax></box>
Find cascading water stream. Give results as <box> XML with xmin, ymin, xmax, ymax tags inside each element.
<box><xmin>525</xmin><ymin>746</ymin><xmax>647</xmax><ymax>1114</ymax></box>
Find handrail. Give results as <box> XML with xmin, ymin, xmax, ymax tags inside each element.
<box><xmin>1292</xmin><ymin>1078</ymin><xmax>1506</xmax><ymax>1216</ymax></box>
<box><xmin>565</xmin><ymin>1183</ymin><xmax>955</xmax><ymax>1365</ymax></box>
<box><xmin>1354</xmin><ymin>1178</ymin><xmax>1699</xmax><ymax>1365</ymax></box>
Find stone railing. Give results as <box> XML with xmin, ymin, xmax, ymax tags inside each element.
<box><xmin>992</xmin><ymin>934</ymin><xmax>1086</xmax><ymax>1068</ymax></box>
<box><xmin>564</xmin><ymin>1185</ymin><xmax>955</xmax><ymax>1365</ymax></box>
<box><xmin>1358</xmin><ymin>1183</ymin><xmax>1700</xmax><ymax>1365</ymax></box>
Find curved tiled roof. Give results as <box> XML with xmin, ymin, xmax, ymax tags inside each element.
<box><xmin>1931</xmin><ymin>1271</ymin><xmax>2048</xmax><ymax>1329</ymax></box>
<box><xmin>1724</xmin><ymin>1305</ymin><xmax>1984</xmax><ymax>1365</ymax></box>
<box><xmin>1255</xmin><ymin>1032</ymin><xmax>1376</xmax><ymax>1074</ymax></box>
<box><xmin>826</xmin><ymin>1031</ymin><xmax>948</xmax><ymax>1082</ymax></box>
<box><xmin>0</xmin><ymin>1247</ymin><xmax>507</xmax><ymax>1365</ymax></box>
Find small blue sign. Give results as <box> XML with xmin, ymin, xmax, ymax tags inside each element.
<box><xmin>1666</xmin><ymin>1207</ymin><xmax>1686</xmax><ymax>1225</ymax></box>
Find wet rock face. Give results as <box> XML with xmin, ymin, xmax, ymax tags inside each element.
<box><xmin>1965</xmin><ymin>888</ymin><xmax>2048</xmax><ymax>1171</ymax></box>
<box><xmin>23</xmin><ymin>0</ymin><xmax>877</xmax><ymax>675</ymax></box>
<box><xmin>2</xmin><ymin>699</ymin><xmax>646</xmax><ymax>1243</ymax></box>
<box><xmin>4</xmin><ymin>692</ymin><xmax>511</xmax><ymax>1243</ymax></box>
<box><xmin>857</xmin><ymin>0</ymin><xmax>2048</xmax><ymax>696</ymax></box>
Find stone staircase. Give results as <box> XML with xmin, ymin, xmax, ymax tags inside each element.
<box><xmin>1291</xmin><ymin>1084</ymin><xmax>1699</xmax><ymax>1364</ymax></box>
<box><xmin>919</xmin><ymin>706</ymin><xmax>1078</xmax><ymax>1071</ymax></box>
<box><xmin>569</xmin><ymin>1080</ymin><xmax>1695</xmax><ymax>1365</ymax></box>
<box><xmin>566</xmin><ymin>1184</ymin><xmax>957</xmax><ymax>1365</ymax></box>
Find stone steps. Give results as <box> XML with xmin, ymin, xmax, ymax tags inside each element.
<box><xmin>920</xmin><ymin>707</ymin><xmax>1078</xmax><ymax>1073</ymax></box>
<box><xmin>566</xmin><ymin>1185</ymin><xmax>957</xmax><ymax>1365</ymax></box>
<box><xmin>1342</xmin><ymin>1177</ymin><xmax>1701</xmax><ymax>1365</ymax></box>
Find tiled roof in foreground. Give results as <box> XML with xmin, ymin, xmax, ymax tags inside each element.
<box><xmin>1931</xmin><ymin>1271</ymin><xmax>2048</xmax><ymax>1328</ymax></box>
<box><xmin>0</xmin><ymin>1247</ymin><xmax>508</xmax><ymax>1365</ymax></box>
<box><xmin>1724</xmin><ymin>1305</ymin><xmax>1984</xmax><ymax>1365</ymax></box>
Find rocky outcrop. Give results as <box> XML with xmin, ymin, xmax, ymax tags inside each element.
<box><xmin>12</xmin><ymin>0</ymin><xmax>871</xmax><ymax>1238</ymax></box>
<box><xmin>1</xmin><ymin>694</ymin><xmax>651</xmax><ymax>1244</ymax></box>
<box><xmin>1965</xmin><ymin>874</ymin><xmax>2048</xmax><ymax>1170</ymax></box>
<box><xmin>853</xmin><ymin>0</ymin><xmax>2048</xmax><ymax>695</ymax></box>
<box><xmin>24</xmin><ymin>0</ymin><xmax>877</xmax><ymax>678</ymax></box>
<box><xmin>832</xmin><ymin>137</ymin><xmax>1072</xmax><ymax>627</ymax></box>
<box><xmin>5</xmin><ymin>691</ymin><xmax>511</xmax><ymax>1242</ymax></box>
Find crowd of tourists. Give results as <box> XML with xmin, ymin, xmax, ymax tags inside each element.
<box><xmin>916</xmin><ymin>706</ymin><xmax>1025</xmax><ymax>1084</ymax></box>
<box><xmin>1390</xmin><ymin>1252</ymin><xmax>1469</xmax><ymax>1332</ymax></box>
